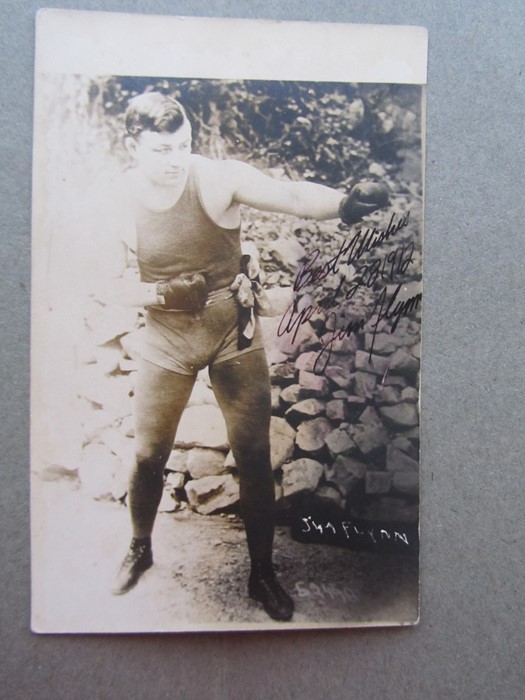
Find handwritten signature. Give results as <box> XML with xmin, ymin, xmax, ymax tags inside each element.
<box><xmin>293</xmin><ymin>210</ymin><xmax>410</xmax><ymax>293</ymax></box>
<box><xmin>278</xmin><ymin>281</ymin><xmax>421</xmax><ymax>373</ymax></box>
<box><xmin>301</xmin><ymin>515</ymin><xmax>411</xmax><ymax>546</ymax></box>
<box><xmin>277</xmin><ymin>210</ymin><xmax>421</xmax><ymax>373</ymax></box>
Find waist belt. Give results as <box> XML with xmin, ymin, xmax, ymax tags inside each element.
<box><xmin>151</xmin><ymin>285</ymin><xmax>234</xmax><ymax>313</ymax></box>
<box><xmin>205</xmin><ymin>287</ymin><xmax>234</xmax><ymax>307</ymax></box>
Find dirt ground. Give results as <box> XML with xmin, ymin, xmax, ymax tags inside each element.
<box><xmin>31</xmin><ymin>472</ymin><xmax>419</xmax><ymax>633</ymax></box>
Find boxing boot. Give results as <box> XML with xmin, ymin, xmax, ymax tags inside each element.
<box><xmin>112</xmin><ymin>537</ymin><xmax>153</xmax><ymax>595</ymax></box>
<box><xmin>248</xmin><ymin>561</ymin><xmax>294</xmax><ymax>622</ymax></box>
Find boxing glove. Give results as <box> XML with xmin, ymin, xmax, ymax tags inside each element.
<box><xmin>339</xmin><ymin>181</ymin><xmax>390</xmax><ymax>225</ymax></box>
<box><xmin>156</xmin><ymin>273</ymin><xmax>208</xmax><ymax>311</ymax></box>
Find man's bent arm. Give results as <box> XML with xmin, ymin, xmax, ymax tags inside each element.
<box><xmin>100</xmin><ymin>277</ymin><xmax>161</xmax><ymax>308</ymax></box>
<box><xmin>91</xmin><ymin>237</ymin><xmax>162</xmax><ymax>308</ymax></box>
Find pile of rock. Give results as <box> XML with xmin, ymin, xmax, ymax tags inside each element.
<box><xmin>260</xmin><ymin>314</ymin><xmax>420</xmax><ymax>524</ymax></box>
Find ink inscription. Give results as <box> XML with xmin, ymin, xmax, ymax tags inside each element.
<box><xmin>277</xmin><ymin>210</ymin><xmax>421</xmax><ymax>372</ymax></box>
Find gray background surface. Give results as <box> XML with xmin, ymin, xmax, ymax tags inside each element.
<box><xmin>1</xmin><ymin>1</ymin><xmax>523</xmax><ymax>698</ymax></box>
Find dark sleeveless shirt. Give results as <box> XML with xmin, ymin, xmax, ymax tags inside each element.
<box><xmin>134</xmin><ymin>161</ymin><xmax>241</xmax><ymax>292</ymax></box>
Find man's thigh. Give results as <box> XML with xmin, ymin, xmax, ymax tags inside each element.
<box><xmin>133</xmin><ymin>359</ymin><xmax>196</xmax><ymax>457</ymax></box>
<box><xmin>209</xmin><ymin>349</ymin><xmax>271</xmax><ymax>452</ymax></box>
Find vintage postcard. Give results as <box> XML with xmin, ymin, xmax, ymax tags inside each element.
<box><xmin>31</xmin><ymin>10</ymin><xmax>427</xmax><ymax>632</ymax></box>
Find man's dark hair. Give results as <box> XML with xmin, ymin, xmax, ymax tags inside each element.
<box><xmin>125</xmin><ymin>92</ymin><xmax>188</xmax><ymax>138</ymax></box>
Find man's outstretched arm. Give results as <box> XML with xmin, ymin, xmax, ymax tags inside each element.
<box><xmin>225</xmin><ymin>160</ymin><xmax>389</xmax><ymax>224</ymax></box>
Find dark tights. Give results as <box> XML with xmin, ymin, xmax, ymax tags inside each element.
<box><xmin>128</xmin><ymin>349</ymin><xmax>275</xmax><ymax>563</ymax></box>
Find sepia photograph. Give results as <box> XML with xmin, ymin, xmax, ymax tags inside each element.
<box><xmin>31</xmin><ymin>12</ymin><xmax>427</xmax><ymax>632</ymax></box>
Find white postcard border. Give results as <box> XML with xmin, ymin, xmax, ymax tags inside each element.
<box><xmin>36</xmin><ymin>10</ymin><xmax>427</xmax><ymax>84</ymax></box>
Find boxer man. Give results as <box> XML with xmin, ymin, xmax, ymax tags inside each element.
<box><xmin>110</xmin><ymin>92</ymin><xmax>388</xmax><ymax>621</ymax></box>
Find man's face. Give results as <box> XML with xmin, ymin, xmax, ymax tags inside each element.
<box><xmin>128</xmin><ymin>121</ymin><xmax>192</xmax><ymax>187</ymax></box>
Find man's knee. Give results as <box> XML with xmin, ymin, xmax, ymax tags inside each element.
<box><xmin>231</xmin><ymin>439</ymin><xmax>272</xmax><ymax>490</ymax></box>
<box><xmin>231</xmin><ymin>428</ymin><xmax>270</xmax><ymax>461</ymax></box>
<box><xmin>134</xmin><ymin>446</ymin><xmax>171</xmax><ymax>476</ymax></box>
